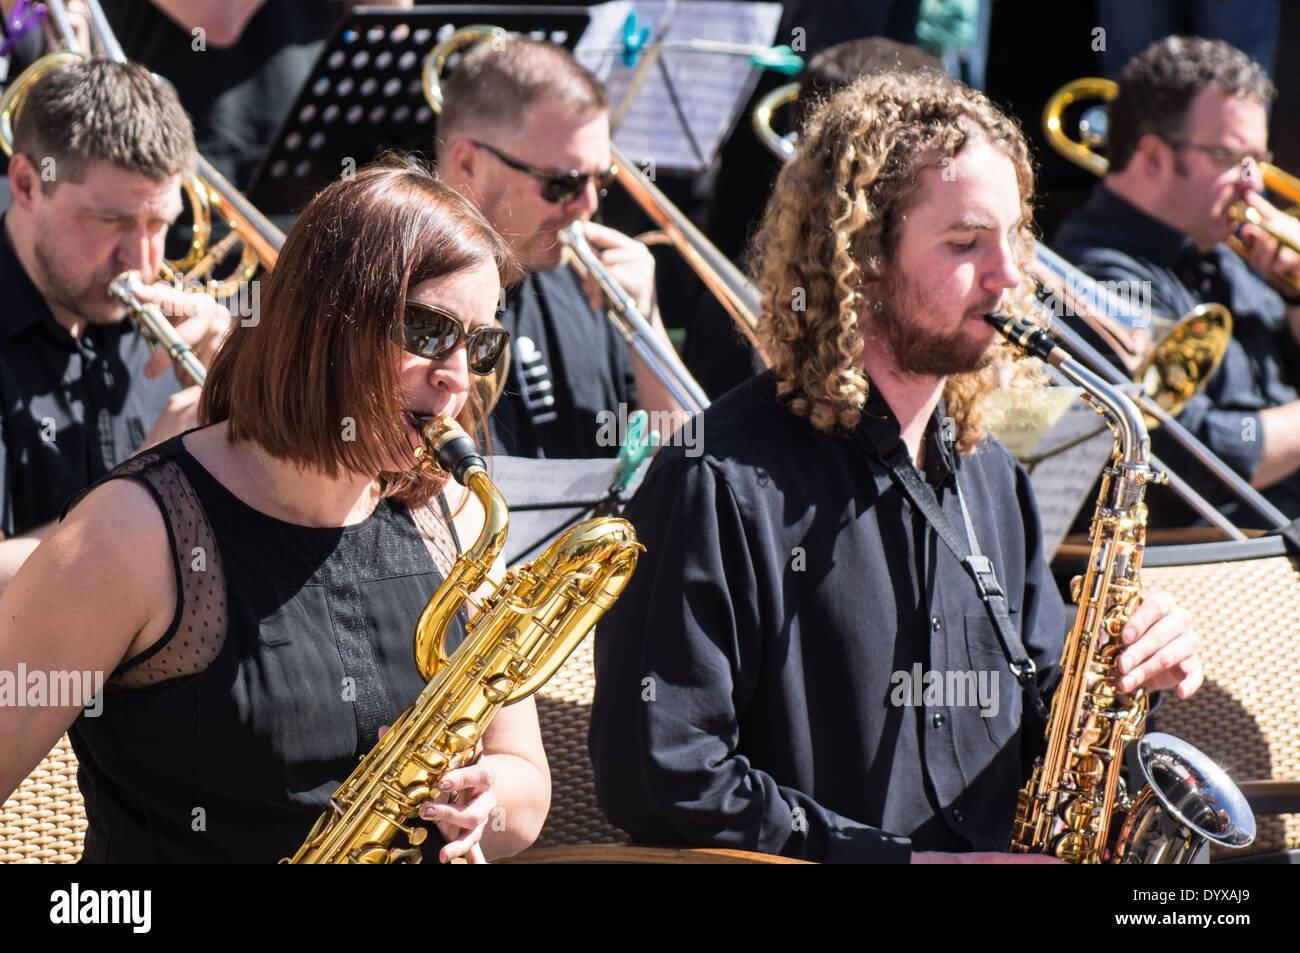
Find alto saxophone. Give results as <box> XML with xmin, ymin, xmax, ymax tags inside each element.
<box><xmin>986</xmin><ymin>313</ymin><xmax>1255</xmax><ymax>864</ymax></box>
<box><xmin>284</xmin><ymin>416</ymin><xmax>641</xmax><ymax>863</ymax></box>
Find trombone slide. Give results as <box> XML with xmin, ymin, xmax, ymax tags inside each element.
<box><xmin>108</xmin><ymin>272</ymin><xmax>207</xmax><ymax>388</ymax></box>
<box><xmin>561</xmin><ymin>223</ymin><xmax>709</xmax><ymax>414</ymax></box>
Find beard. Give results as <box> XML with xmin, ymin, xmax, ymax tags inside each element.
<box><xmin>871</xmin><ymin>268</ymin><xmax>998</xmax><ymax>378</ymax></box>
<box><xmin>32</xmin><ymin>235</ymin><xmax>125</xmax><ymax>326</ymax></box>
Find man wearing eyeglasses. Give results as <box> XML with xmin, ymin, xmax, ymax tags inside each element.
<box><xmin>1054</xmin><ymin>36</ymin><xmax>1300</xmax><ymax>523</ymax></box>
<box><xmin>436</xmin><ymin>37</ymin><xmax>684</xmax><ymax>459</ymax></box>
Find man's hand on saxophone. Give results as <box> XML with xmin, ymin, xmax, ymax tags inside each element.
<box><xmin>1115</xmin><ymin>589</ymin><xmax>1203</xmax><ymax>698</ymax></box>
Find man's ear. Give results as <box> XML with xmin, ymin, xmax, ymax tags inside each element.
<box><xmin>1134</xmin><ymin>132</ymin><xmax>1173</xmax><ymax>180</ymax></box>
<box><xmin>443</xmin><ymin>139</ymin><xmax>480</xmax><ymax>195</ymax></box>
<box><xmin>6</xmin><ymin>153</ymin><xmax>42</xmax><ymax>211</ymax></box>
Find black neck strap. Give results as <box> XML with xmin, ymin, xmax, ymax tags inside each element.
<box><xmin>852</xmin><ymin>412</ymin><xmax>1046</xmax><ymax>720</ymax></box>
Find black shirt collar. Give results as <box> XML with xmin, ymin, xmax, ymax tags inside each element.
<box><xmin>1084</xmin><ymin>184</ymin><xmax>1217</xmax><ymax>278</ymax></box>
<box><xmin>0</xmin><ymin>212</ymin><xmax>68</xmax><ymax>347</ymax></box>
<box><xmin>859</xmin><ymin>382</ymin><xmax>958</xmax><ymax>488</ymax></box>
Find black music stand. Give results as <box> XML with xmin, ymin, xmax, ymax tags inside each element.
<box><xmin>487</xmin><ymin>456</ymin><xmax>646</xmax><ymax>567</ymax></box>
<box><xmin>246</xmin><ymin>5</ymin><xmax>591</xmax><ymax>215</ymax></box>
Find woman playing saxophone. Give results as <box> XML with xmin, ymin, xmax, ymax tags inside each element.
<box><xmin>0</xmin><ymin>155</ymin><xmax>549</xmax><ymax>863</ymax></box>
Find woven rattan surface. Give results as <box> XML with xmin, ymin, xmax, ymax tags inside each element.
<box><xmin>533</xmin><ymin>634</ymin><xmax>629</xmax><ymax>848</ymax></box>
<box><xmin>1</xmin><ymin>734</ymin><xmax>85</xmax><ymax>864</ymax></box>
<box><xmin>1143</xmin><ymin>554</ymin><xmax>1300</xmax><ymax>857</ymax></box>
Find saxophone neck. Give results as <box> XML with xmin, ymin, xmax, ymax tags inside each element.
<box><xmin>412</xmin><ymin>416</ymin><xmax>509</xmax><ymax>681</ymax></box>
<box><xmin>984</xmin><ymin>313</ymin><xmax>1161</xmax><ymax>502</ymax></box>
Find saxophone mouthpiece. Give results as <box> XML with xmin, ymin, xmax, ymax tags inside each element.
<box><xmin>985</xmin><ymin>312</ymin><xmax>1065</xmax><ymax>367</ymax></box>
<box><xmin>413</xmin><ymin>415</ymin><xmax>485</xmax><ymax>486</ymax></box>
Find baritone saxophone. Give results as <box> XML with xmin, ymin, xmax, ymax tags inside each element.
<box><xmin>284</xmin><ymin>416</ymin><xmax>641</xmax><ymax>863</ymax></box>
<box><xmin>985</xmin><ymin>312</ymin><xmax>1255</xmax><ymax>864</ymax></box>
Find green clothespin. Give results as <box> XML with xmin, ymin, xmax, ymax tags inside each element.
<box><xmin>621</xmin><ymin>11</ymin><xmax>651</xmax><ymax>68</ymax></box>
<box><xmin>750</xmin><ymin>45</ymin><xmax>803</xmax><ymax>75</ymax></box>
<box><xmin>610</xmin><ymin>409</ymin><xmax>660</xmax><ymax>493</ymax></box>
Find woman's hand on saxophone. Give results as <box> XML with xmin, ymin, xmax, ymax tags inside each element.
<box><xmin>1115</xmin><ymin>590</ymin><xmax>1203</xmax><ymax>699</ymax></box>
<box><xmin>420</xmin><ymin>757</ymin><xmax>498</xmax><ymax>864</ymax></box>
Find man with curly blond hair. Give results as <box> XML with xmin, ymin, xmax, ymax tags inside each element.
<box><xmin>589</xmin><ymin>69</ymin><xmax>1204</xmax><ymax>863</ymax></box>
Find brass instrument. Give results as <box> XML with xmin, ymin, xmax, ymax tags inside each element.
<box><xmin>560</xmin><ymin>222</ymin><xmax>708</xmax><ymax>412</ymax></box>
<box><xmin>285</xmin><ymin>416</ymin><xmax>640</xmax><ymax>863</ymax></box>
<box><xmin>752</xmin><ymin>81</ymin><xmax>799</xmax><ymax>162</ymax></box>
<box><xmin>0</xmin><ymin>7</ymin><xmax>285</xmax><ymax>297</ymax></box>
<box><xmin>1043</xmin><ymin>76</ymin><xmax>1300</xmax><ymax>296</ymax></box>
<box><xmin>422</xmin><ymin>25</ymin><xmax>768</xmax><ymax>374</ymax></box>
<box><xmin>987</xmin><ymin>312</ymin><xmax>1256</xmax><ymax>863</ymax></box>
<box><xmin>1031</xmin><ymin>244</ymin><xmax>1290</xmax><ymax>537</ymax></box>
<box><xmin>107</xmin><ymin>271</ymin><xmax>206</xmax><ymax>387</ymax></box>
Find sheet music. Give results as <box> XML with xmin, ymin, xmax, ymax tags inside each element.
<box><xmin>576</xmin><ymin>1</ymin><xmax>784</xmax><ymax>171</ymax></box>
<box><xmin>986</xmin><ymin>386</ymin><xmax>1117</xmax><ymax>557</ymax></box>
<box><xmin>489</xmin><ymin>455</ymin><xmax>647</xmax><ymax>565</ymax></box>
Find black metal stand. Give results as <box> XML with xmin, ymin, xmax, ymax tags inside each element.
<box><xmin>246</xmin><ymin>5</ymin><xmax>591</xmax><ymax>215</ymax></box>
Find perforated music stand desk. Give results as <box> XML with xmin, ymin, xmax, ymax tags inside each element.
<box><xmin>247</xmin><ymin>5</ymin><xmax>592</xmax><ymax>215</ymax></box>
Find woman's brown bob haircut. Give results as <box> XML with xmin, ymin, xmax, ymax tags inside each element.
<box><xmin>200</xmin><ymin>154</ymin><xmax>515</xmax><ymax>506</ymax></box>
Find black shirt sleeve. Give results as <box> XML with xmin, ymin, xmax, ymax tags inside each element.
<box><xmin>590</xmin><ymin>454</ymin><xmax>914</xmax><ymax>863</ymax></box>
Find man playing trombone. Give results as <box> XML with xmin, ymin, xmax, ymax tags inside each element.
<box><xmin>1055</xmin><ymin>36</ymin><xmax>1300</xmax><ymax>522</ymax></box>
<box><xmin>435</xmin><ymin>36</ymin><xmax>685</xmax><ymax>459</ymax></box>
<box><xmin>0</xmin><ymin>56</ymin><xmax>229</xmax><ymax>592</ymax></box>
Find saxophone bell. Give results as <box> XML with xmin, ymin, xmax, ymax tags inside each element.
<box><xmin>1111</xmin><ymin>733</ymin><xmax>1257</xmax><ymax>864</ymax></box>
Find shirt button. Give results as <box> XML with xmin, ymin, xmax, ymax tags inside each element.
<box><xmin>931</xmin><ymin>617</ymin><xmax>941</xmax><ymax>631</ymax></box>
<box><xmin>952</xmin><ymin>809</ymin><xmax>964</xmax><ymax>823</ymax></box>
<box><xmin>932</xmin><ymin>712</ymin><xmax>947</xmax><ymax>728</ymax></box>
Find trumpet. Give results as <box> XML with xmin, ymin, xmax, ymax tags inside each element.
<box><xmin>1042</xmin><ymin>76</ymin><xmax>1300</xmax><ymax>296</ymax></box>
<box><xmin>107</xmin><ymin>271</ymin><xmax>207</xmax><ymax>387</ymax></box>
<box><xmin>422</xmin><ymin>24</ymin><xmax>768</xmax><ymax>390</ymax></box>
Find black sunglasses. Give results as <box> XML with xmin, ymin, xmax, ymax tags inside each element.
<box><xmin>397</xmin><ymin>301</ymin><xmax>510</xmax><ymax>376</ymax></box>
<box><xmin>471</xmin><ymin>139</ymin><xmax>619</xmax><ymax>204</ymax></box>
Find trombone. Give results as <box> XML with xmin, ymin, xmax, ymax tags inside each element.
<box><xmin>1043</xmin><ymin>76</ymin><xmax>1300</xmax><ymax>296</ymax></box>
<box><xmin>1</xmin><ymin>0</ymin><xmax>286</xmax><ymax>383</ymax></box>
<box><xmin>561</xmin><ymin>222</ymin><xmax>708</xmax><ymax>412</ymax></box>
<box><xmin>0</xmin><ymin>0</ymin><xmax>285</xmax><ymax>294</ymax></box>
<box><xmin>422</xmin><ymin>24</ymin><xmax>769</xmax><ymax>409</ymax></box>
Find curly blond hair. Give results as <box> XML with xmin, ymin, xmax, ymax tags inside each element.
<box><xmin>748</xmin><ymin>69</ymin><xmax>1043</xmax><ymax>453</ymax></box>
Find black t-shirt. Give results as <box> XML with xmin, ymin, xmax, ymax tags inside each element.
<box><xmin>489</xmin><ymin>267</ymin><xmax>638</xmax><ymax>459</ymax></box>
<box><xmin>101</xmin><ymin>0</ymin><xmax>341</xmax><ymax>190</ymax></box>
<box><xmin>0</xmin><ymin>215</ymin><xmax>179</xmax><ymax>535</ymax></box>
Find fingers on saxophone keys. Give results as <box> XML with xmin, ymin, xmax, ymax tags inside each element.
<box><xmin>1117</xmin><ymin>615</ymin><xmax>1199</xmax><ymax>694</ymax></box>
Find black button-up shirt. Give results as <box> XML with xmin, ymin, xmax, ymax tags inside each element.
<box><xmin>590</xmin><ymin>373</ymin><xmax>1065</xmax><ymax>862</ymax></box>
<box><xmin>489</xmin><ymin>267</ymin><xmax>637</xmax><ymax>459</ymax></box>
<box><xmin>1054</xmin><ymin>185</ymin><xmax>1300</xmax><ymax>521</ymax></box>
<box><xmin>0</xmin><ymin>216</ymin><xmax>179</xmax><ymax>535</ymax></box>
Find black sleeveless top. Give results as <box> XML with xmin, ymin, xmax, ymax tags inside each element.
<box><xmin>67</xmin><ymin>434</ymin><xmax>468</xmax><ymax>863</ymax></box>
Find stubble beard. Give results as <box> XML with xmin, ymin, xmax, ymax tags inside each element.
<box><xmin>32</xmin><ymin>234</ymin><xmax>125</xmax><ymax>326</ymax></box>
<box><xmin>872</xmin><ymin>269</ymin><xmax>997</xmax><ymax>379</ymax></box>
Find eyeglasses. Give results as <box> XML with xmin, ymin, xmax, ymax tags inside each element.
<box><xmin>470</xmin><ymin>139</ymin><xmax>619</xmax><ymax>204</ymax></box>
<box><xmin>396</xmin><ymin>301</ymin><xmax>510</xmax><ymax>376</ymax></box>
<box><xmin>1162</xmin><ymin>138</ymin><xmax>1273</xmax><ymax>173</ymax></box>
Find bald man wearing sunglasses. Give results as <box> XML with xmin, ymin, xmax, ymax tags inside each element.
<box><xmin>436</xmin><ymin>36</ymin><xmax>685</xmax><ymax>459</ymax></box>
